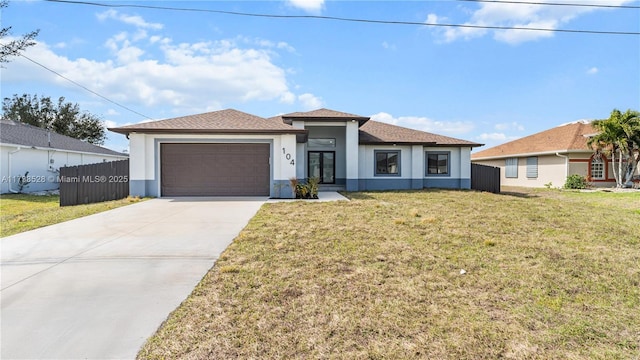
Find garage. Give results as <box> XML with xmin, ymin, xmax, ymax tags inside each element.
<box><xmin>160</xmin><ymin>143</ymin><xmax>270</xmax><ymax>196</ymax></box>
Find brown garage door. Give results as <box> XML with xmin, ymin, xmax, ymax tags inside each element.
<box><xmin>161</xmin><ymin>143</ymin><xmax>270</xmax><ymax>196</ymax></box>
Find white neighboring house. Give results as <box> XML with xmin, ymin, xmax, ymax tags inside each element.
<box><xmin>1</xmin><ymin>119</ymin><xmax>129</xmax><ymax>194</ymax></box>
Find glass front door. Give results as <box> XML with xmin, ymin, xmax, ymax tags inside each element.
<box><xmin>308</xmin><ymin>151</ymin><xmax>335</xmax><ymax>184</ymax></box>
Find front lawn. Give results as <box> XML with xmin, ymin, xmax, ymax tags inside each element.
<box><xmin>0</xmin><ymin>194</ymin><xmax>144</xmax><ymax>237</ymax></box>
<box><xmin>139</xmin><ymin>188</ymin><xmax>640</xmax><ymax>359</ymax></box>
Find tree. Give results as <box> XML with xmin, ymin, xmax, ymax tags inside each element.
<box><xmin>2</xmin><ymin>94</ymin><xmax>107</xmax><ymax>145</ymax></box>
<box><xmin>0</xmin><ymin>1</ymin><xmax>40</xmax><ymax>64</ymax></box>
<box><xmin>588</xmin><ymin>109</ymin><xmax>640</xmax><ymax>188</ymax></box>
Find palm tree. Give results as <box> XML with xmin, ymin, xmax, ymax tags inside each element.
<box><xmin>588</xmin><ymin>109</ymin><xmax>640</xmax><ymax>187</ymax></box>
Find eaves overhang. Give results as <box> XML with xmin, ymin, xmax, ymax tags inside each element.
<box><xmin>282</xmin><ymin>116</ymin><xmax>370</xmax><ymax>127</ymax></box>
<box><xmin>108</xmin><ymin>128</ymin><xmax>308</xmax><ymax>136</ymax></box>
<box><xmin>471</xmin><ymin>149</ymin><xmax>592</xmax><ymax>161</ymax></box>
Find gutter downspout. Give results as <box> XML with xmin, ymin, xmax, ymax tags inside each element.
<box><xmin>8</xmin><ymin>147</ymin><xmax>21</xmax><ymax>193</ymax></box>
<box><xmin>555</xmin><ymin>152</ymin><xmax>569</xmax><ymax>180</ymax></box>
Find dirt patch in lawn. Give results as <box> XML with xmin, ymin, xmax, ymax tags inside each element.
<box><xmin>139</xmin><ymin>188</ymin><xmax>640</xmax><ymax>359</ymax></box>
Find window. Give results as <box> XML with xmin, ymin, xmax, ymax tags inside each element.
<box><xmin>590</xmin><ymin>155</ymin><xmax>605</xmax><ymax>180</ymax></box>
<box><xmin>505</xmin><ymin>158</ymin><xmax>518</xmax><ymax>178</ymax></box>
<box><xmin>375</xmin><ymin>151</ymin><xmax>400</xmax><ymax>176</ymax></box>
<box><xmin>308</xmin><ymin>138</ymin><xmax>336</xmax><ymax>148</ymax></box>
<box><xmin>526</xmin><ymin>157</ymin><xmax>538</xmax><ymax>179</ymax></box>
<box><xmin>426</xmin><ymin>152</ymin><xmax>450</xmax><ymax>176</ymax></box>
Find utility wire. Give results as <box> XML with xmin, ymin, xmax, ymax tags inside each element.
<box><xmin>44</xmin><ymin>0</ymin><xmax>640</xmax><ymax>36</ymax></box>
<box><xmin>20</xmin><ymin>53</ymin><xmax>153</xmax><ymax>120</ymax></box>
<box><xmin>457</xmin><ymin>0</ymin><xmax>640</xmax><ymax>9</ymax></box>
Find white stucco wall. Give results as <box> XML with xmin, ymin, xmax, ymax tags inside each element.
<box><xmin>356</xmin><ymin>145</ymin><xmax>471</xmax><ymax>189</ymax></box>
<box><xmin>1</xmin><ymin>144</ymin><xmax>127</xmax><ymax>193</ymax></box>
<box><xmin>358</xmin><ymin>145</ymin><xmax>415</xmax><ymax>179</ymax></box>
<box><xmin>127</xmin><ymin>133</ymin><xmax>296</xmax><ymax>197</ymax></box>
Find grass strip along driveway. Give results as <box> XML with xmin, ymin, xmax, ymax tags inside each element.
<box><xmin>139</xmin><ymin>189</ymin><xmax>640</xmax><ymax>359</ymax></box>
<box><xmin>0</xmin><ymin>194</ymin><xmax>143</xmax><ymax>237</ymax></box>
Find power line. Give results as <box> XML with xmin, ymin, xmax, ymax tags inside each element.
<box><xmin>19</xmin><ymin>53</ymin><xmax>153</xmax><ymax>120</ymax></box>
<box><xmin>44</xmin><ymin>0</ymin><xmax>640</xmax><ymax>36</ymax></box>
<box><xmin>457</xmin><ymin>0</ymin><xmax>640</xmax><ymax>9</ymax></box>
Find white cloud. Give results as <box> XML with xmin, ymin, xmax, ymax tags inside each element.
<box><xmin>476</xmin><ymin>133</ymin><xmax>521</xmax><ymax>150</ymax></box>
<box><xmin>426</xmin><ymin>13</ymin><xmax>439</xmax><ymax>25</ymax></box>
<box><xmin>494</xmin><ymin>122</ymin><xmax>524</xmax><ymax>131</ymax></box>
<box><xmin>278</xmin><ymin>92</ymin><xmax>295</xmax><ymax>104</ymax></box>
<box><xmin>478</xmin><ymin>132</ymin><xmax>511</xmax><ymax>141</ymax></box>
<box><xmin>370</xmin><ymin>112</ymin><xmax>475</xmax><ymax>135</ymax></box>
<box><xmin>97</xmin><ymin>9</ymin><xmax>163</xmax><ymax>30</ymax></box>
<box><xmin>382</xmin><ymin>41</ymin><xmax>396</xmax><ymax>50</ymax></box>
<box><xmin>429</xmin><ymin>0</ymin><xmax>634</xmax><ymax>44</ymax></box>
<box><xmin>587</xmin><ymin>67</ymin><xmax>599</xmax><ymax>75</ymax></box>
<box><xmin>298</xmin><ymin>93</ymin><xmax>324</xmax><ymax>109</ymax></box>
<box><xmin>3</xmin><ymin>31</ymin><xmax>298</xmax><ymax>113</ymax></box>
<box><xmin>287</xmin><ymin>0</ymin><xmax>325</xmax><ymax>13</ymax></box>
<box><xmin>103</xmin><ymin>119</ymin><xmax>118</xmax><ymax>129</ymax></box>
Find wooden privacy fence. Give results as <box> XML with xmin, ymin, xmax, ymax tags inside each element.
<box><xmin>59</xmin><ymin>159</ymin><xmax>129</xmax><ymax>206</ymax></box>
<box><xmin>471</xmin><ymin>163</ymin><xmax>500</xmax><ymax>194</ymax></box>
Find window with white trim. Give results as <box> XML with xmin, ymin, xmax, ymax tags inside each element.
<box><xmin>590</xmin><ymin>155</ymin><xmax>605</xmax><ymax>180</ymax></box>
<box><xmin>505</xmin><ymin>158</ymin><xmax>518</xmax><ymax>178</ymax></box>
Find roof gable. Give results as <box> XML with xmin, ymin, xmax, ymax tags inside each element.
<box><xmin>282</xmin><ymin>108</ymin><xmax>368</xmax><ymax>119</ymax></box>
<box><xmin>471</xmin><ymin>122</ymin><xmax>596</xmax><ymax>159</ymax></box>
<box><xmin>0</xmin><ymin>120</ymin><xmax>126</xmax><ymax>156</ymax></box>
<box><xmin>109</xmin><ymin>109</ymin><xmax>305</xmax><ymax>135</ymax></box>
<box><xmin>359</xmin><ymin>120</ymin><xmax>482</xmax><ymax>147</ymax></box>
<box><xmin>280</xmin><ymin>108</ymin><xmax>370</xmax><ymax>126</ymax></box>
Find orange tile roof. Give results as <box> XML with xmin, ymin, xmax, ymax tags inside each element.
<box><xmin>109</xmin><ymin>109</ymin><xmax>304</xmax><ymax>135</ymax></box>
<box><xmin>360</xmin><ymin>120</ymin><xmax>483</xmax><ymax>147</ymax></box>
<box><xmin>471</xmin><ymin>122</ymin><xmax>597</xmax><ymax>159</ymax></box>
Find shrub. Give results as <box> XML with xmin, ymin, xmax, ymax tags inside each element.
<box><xmin>564</xmin><ymin>174</ymin><xmax>588</xmax><ymax>189</ymax></box>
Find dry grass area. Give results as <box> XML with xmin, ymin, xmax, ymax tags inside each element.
<box><xmin>139</xmin><ymin>188</ymin><xmax>640</xmax><ymax>359</ymax></box>
<box><xmin>0</xmin><ymin>194</ymin><xmax>144</xmax><ymax>237</ymax></box>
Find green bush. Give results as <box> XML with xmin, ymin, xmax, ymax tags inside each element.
<box><xmin>564</xmin><ymin>174</ymin><xmax>588</xmax><ymax>189</ymax></box>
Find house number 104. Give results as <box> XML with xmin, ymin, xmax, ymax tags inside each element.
<box><xmin>282</xmin><ymin>148</ymin><xmax>295</xmax><ymax>165</ymax></box>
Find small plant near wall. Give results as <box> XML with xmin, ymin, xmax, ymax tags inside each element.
<box><xmin>290</xmin><ymin>177</ymin><xmax>319</xmax><ymax>199</ymax></box>
<box><xmin>18</xmin><ymin>171</ymin><xmax>31</xmax><ymax>193</ymax></box>
<box><xmin>307</xmin><ymin>177</ymin><xmax>319</xmax><ymax>199</ymax></box>
<box><xmin>564</xmin><ymin>174</ymin><xmax>588</xmax><ymax>189</ymax></box>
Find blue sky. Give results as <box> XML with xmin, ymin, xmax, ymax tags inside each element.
<box><xmin>2</xmin><ymin>0</ymin><xmax>639</xmax><ymax>153</ymax></box>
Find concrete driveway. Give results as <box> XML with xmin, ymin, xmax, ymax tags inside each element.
<box><xmin>1</xmin><ymin>197</ymin><xmax>266</xmax><ymax>359</ymax></box>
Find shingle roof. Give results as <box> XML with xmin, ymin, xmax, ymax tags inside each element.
<box><xmin>359</xmin><ymin>120</ymin><xmax>483</xmax><ymax>147</ymax></box>
<box><xmin>471</xmin><ymin>121</ymin><xmax>596</xmax><ymax>160</ymax></box>
<box><xmin>282</xmin><ymin>108</ymin><xmax>369</xmax><ymax>119</ymax></box>
<box><xmin>109</xmin><ymin>108</ymin><xmax>480</xmax><ymax>147</ymax></box>
<box><xmin>109</xmin><ymin>109</ymin><xmax>306</xmax><ymax>135</ymax></box>
<box><xmin>0</xmin><ymin>119</ymin><xmax>127</xmax><ymax>156</ymax></box>
<box><xmin>279</xmin><ymin>108</ymin><xmax>370</xmax><ymax>126</ymax></box>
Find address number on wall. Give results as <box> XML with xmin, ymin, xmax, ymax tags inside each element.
<box><xmin>282</xmin><ymin>147</ymin><xmax>295</xmax><ymax>165</ymax></box>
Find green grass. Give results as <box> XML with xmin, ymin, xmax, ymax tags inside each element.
<box><xmin>0</xmin><ymin>194</ymin><xmax>144</xmax><ymax>237</ymax></box>
<box><xmin>138</xmin><ymin>188</ymin><xmax>640</xmax><ymax>359</ymax></box>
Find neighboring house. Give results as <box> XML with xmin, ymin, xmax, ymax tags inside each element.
<box><xmin>471</xmin><ymin>121</ymin><xmax>618</xmax><ymax>188</ymax></box>
<box><xmin>109</xmin><ymin>108</ymin><xmax>482</xmax><ymax>198</ymax></box>
<box><xmin>1</xmin><ymin>119</ymin><xmax>129</xmax><ymax>194</ymax></box>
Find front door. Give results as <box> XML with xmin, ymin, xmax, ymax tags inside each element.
<box><xmin>308</xmin><ymin>151</ymin><xmax>335</xmax><ymax>184</ymax></box>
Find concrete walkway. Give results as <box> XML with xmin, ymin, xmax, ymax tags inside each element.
<box><xmin>1</xmin><ymin>197</ymin><xmax>266</xmax><ymax>359</ymax></box>
<box><xmin>267</xmin><ymin>191</ymin><xmax>349</xmax><ymax>203</ymax></box>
